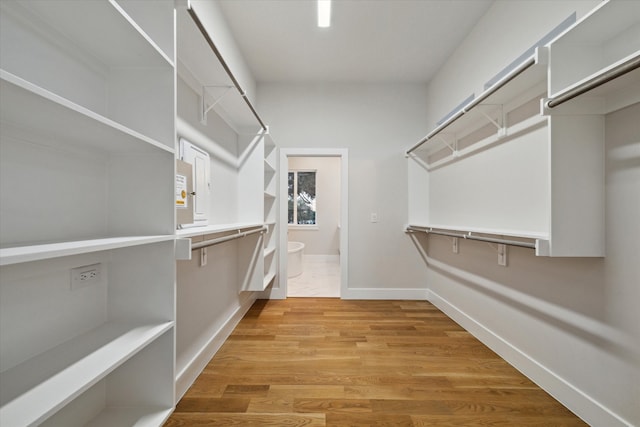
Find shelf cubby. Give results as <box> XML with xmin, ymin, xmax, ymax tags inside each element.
<box><xmin>0</xmin><ymin>0</ymin><xmax>175</xmax><ymax>148</ymax></box>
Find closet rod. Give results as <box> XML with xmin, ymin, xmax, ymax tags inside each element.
<box><xmin>191</xmin><ymin>226</ymin><xmax>267</xmax><ymax>250</ymax></box>
<box><xmin>546</xmin><ymin>54</ymin><xmax>640</xmax><ymax>109</ymax></box>
<box><xmin>406</xmin><ymin>226</ymin><xmax>536</xmax><ymax>249</ymax></box>
<box><xmin>406</xmin><ymin>55</ymin><xmax>537</xmax><ymax>156</ymax></box>
<box><xmin>186</xmin><ymin>6</ymin><xmax>267</xmax><ymax>131</ymax></box>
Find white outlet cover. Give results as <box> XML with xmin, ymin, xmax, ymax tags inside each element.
<box><xmin>70</xmin><ymin>263</ymin><xmax>102</xmax><ymax>290</ymax></box>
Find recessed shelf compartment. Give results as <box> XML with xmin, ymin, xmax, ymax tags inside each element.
<box><xmin>0</xmin><ymin>322</ymin><xmax>173</xmax><ymax>427</ymax></box>
<box><xmin>0</xmin><ymin>0</ymin><xmax>175</xmax><ymax>148</ymax></box>
<box><xmin>0</xmin><ymin>71</ymin><xmax>174</xmax><ymax>156</ymax></box>
<box><xmin>547</xmin><ymin>0</ymin><xmax>640</xmax><ymax>98</ymax></box>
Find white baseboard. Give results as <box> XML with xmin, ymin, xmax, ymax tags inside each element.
<box><xmin>175</xmin><ymin>293</ymin><xmax>258</xmax><ymax>401</ymax></box>
<box><xmin>428</xmin><ymin>289</ymin><xmax>631</xmax><ymax>427</ymax></box>
<box><xmin>343</xmin><ymin>287</ymin><xmax>428</xmax><ymax>300</ymax></box>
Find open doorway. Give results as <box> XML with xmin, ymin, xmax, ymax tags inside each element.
<box><xmin>278</xmin><ymin>148</ymin><xmax>348</xmax><ymax>299</ymax></box>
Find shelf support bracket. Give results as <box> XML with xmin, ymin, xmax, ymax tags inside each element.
<box><xmin>477</xmin><ymin>104</ymin><xmax>507</xmax><ymax>138</ymax></box>
<box><xmin>433</xmin><ymin>134</ymin><xmax>459</xmax><ymax>158</ymax></box>
<box><xmin>200</xmin><ymin>85</ymin><xmax>234</xmax><ymax>125</ymax></box>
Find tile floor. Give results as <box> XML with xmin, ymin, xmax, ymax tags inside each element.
<box><xmin>287</xmin><ymin>256</ymin><xmax>340</xmax><ymax>298</ymax></box>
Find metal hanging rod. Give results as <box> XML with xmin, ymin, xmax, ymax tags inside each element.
<box><xmin>186</xmin><ymin>5</ymin><xmax>268</xmax><ymax>131</ymax></box>
<box><xmin>406</xmin><ymin>53</ymin><xmax>538</xmax><ymax>156</ymax></box>
<box><xmin>546</xmin><ymin>53</ymin><xmax>640</xmax><ymax>109</ymax></box>
<box><xmin>191</xmin><ymin>226</ymin><xmax>267</xmax><ymax>250</ymax></box>
<box><xmin>406</xmin><ymin>225</ymin><xmax>536</xmax><ymax>249</ymax></box>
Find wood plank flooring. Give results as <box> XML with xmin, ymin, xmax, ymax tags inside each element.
<box><xmin>164</xmin><ymin>298</ymin><xmax>587</xmax><ymax>426</ymax></box>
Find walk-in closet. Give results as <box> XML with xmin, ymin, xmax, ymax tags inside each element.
<box><xmin>1</xmin><ymin>0</ymin><xmax>638</xmax><ymax>426</ymax></box>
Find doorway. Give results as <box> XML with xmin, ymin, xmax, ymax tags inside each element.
<box><xmin>277</xmin><ymin>148</ymin><xmax>348</xmax><ymax>299</ymax></box>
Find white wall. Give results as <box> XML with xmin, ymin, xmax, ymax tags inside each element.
<box><xmin>423</xmin><ymin>1</ymin><xmax>639</xmax><ymax>426</ymax></box>
<box><xmin>288</xmin><ymin>156</ymin><xmax>341</xmax><ymax>255</ymax></box>
<box><xmin>258</xmin><ymin>83</ymin><xmax>430</xmax><ymax>299</ymax></box>
<box><xmin>189</xmin><ymin>0</ymin><xmax>257</xmax><ymax>104</ymax></box>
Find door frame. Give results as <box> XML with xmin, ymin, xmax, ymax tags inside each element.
<box><xmin>272</xmin><ymin>148</ymin><xmax>348</xmax><ymax>299</ymax></box>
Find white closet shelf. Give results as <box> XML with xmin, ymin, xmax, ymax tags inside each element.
<box><xmin>0</xmin><ymin>235</ymin><xmax>175</xmax><ymax>266</ymax></box>
<box><xmin>176</xmin><ymin>222</ymin><xmax>264</xmax><ymax>239</ymax></box>
<box><xmin>85</xmin><ymin>406</ymin><xmax>174</xmax><ymax>427</ymax></box>
<box><xmin>264</xmin><ymin>159</ymin><xmax>276</xmax><ymax>174</ymax></box>
<box><xmin>3</xmin><ymin>0</ymin><xmax>173</xmax><ymax>69</ymax></box>
<box><xmin>407</xmin><ymin>47</ymin><xmax>547</xmax><ymax>156</ymax></box>
<box><xmin>264</xmin><ymin>246</ymin><xmax>276</xmax><ymax>258</ymax></box>
<box><xmin>547</xmin><ymin>0</ymin><xmax>640</xmax><ymax>99</ymax></box>
<box><xmin>0</xmin><ymin>321</ymin><xmax>174</xmax><ymax>427</ymax></box>
<box><xmin>407</xmin><ymin>224</ymin><xmax>546</xmax><ymax>252</ymax></box>
<box><xmin>0</xmin><ymin>71</ymin><xmax>174</xmax><ymax>155</ymax></box>
<box><xmin>176</xmin><ymin>6</ymin><xmax>265</xmax><ymax>132</ymax></box>
<box><xmin>545</xmin><ymin>53</ymin><xmax>640</xmax><ymax>115</ymax></box>
<box><xmin>409</xmin><ymin>223</ymin><xmax>548</xmax><ymax>241</ymax></box>
<box><xmin>424</xmin><ymin>114</ymin><xmax>547</xmax><ymax>170</ymax></box>
<box><xmin>263</xmin><ymin>271</ymin><xmax>276</xmax><ymax>290</ymax></box>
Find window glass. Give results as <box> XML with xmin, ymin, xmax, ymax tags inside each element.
<box><xmin>288</xmin><ymin>171</ymin><xmax>316</xmax><ymax>225</ymax></box>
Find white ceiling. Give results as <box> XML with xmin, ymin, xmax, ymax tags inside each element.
<box><xmin>217</xmin><ymin>0</ymin><xmax>494</xmax><ymax>84</ymax></box>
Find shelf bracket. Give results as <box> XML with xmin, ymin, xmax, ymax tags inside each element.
<box><xmin>200</xmin><ymin>85</ymin><xmax>234</xmax><ymax>125</ymax></box>
<box><xmin>433</xmin><ymin>134</ymin><xmax>459</xmax><ymax>158</ymax></box>
<box><xmin>477</xmin><ymin>104</ymin><xmax>507</xmax><ymax>138</ymax></box>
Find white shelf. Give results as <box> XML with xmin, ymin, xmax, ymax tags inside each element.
<box><xmin>264</xmin><ymin>159</ymin><xmax>276</xmax><ymax>174</ymax></box>
<box><xmin>264</xmin><ymin>191</ymin><xmax>277</xmax><ymax>199</ymax></box>
<box><xmin>409</xmin><ymin>48</ymin><xmax>547</xmax><ymax>157</ymax></box>
<box><xmin>176</xmin><ymin>222</ymin><xmax>264</xmax><ymax>239</ymax></box>
<box><xmin>263</xmin><ymin>271</ymin><xmax>276</xmax><ymax>290</ymax></box>
<box><xmin>0</xmin><ymin>235</ymin><xmax>175</xmax><ymax>267</ymax></box>
<box><xmin>410</xmin><ymin>223</ymin><xmax>548</xmax><ymax>241</ymax></box>
<box><xmin>546</xmin><ymin>52</ymin><xmax>640</xmax><ymax>115</ymax></box>
<box><xmin>86</xmin><ymin>406</ymin><xmax>174</xmax><ymax>427</ymax></box>
<box><xmin>1</xmin><ymin>0</ymin><xmax>173</xmax><ymax>69</ymax></box>
<box><xmin>425</xmin><ymin>114</ymin><xmax>548</xmax><ymax>169</ymax></box>
<box><xmin>0</xmin><ymin>321</ymin><xmax>174</xmax><ymax>427</ymax></box>
<box><xmin>176</xmin><ymin>5</ymin><xmax>262</xmax><ymax>133</ymax></box>
<box><xmin>548</xmin><ymin>0</ymin><xmax>640</xmax><ymax>96</ymax></box>
<box><xmin>264</xmin><ymin>246</ymin><xmax>277</xmax><ymax>258</ymax></box>
<box><xmin>0</xmin><ymin>70</ymin><xmax>174</xmax><ymax>155</ymax></box>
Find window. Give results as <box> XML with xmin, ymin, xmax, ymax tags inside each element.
<box><xmin>288</xmin><ymin>170</ymin><xmax>316</xmax><ymax>225</ymax></box>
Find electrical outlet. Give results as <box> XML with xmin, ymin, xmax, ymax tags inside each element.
<box><xmin>370</xmin><ymin>213</ymin><xmax>378</xmax><ymax>223</ymax></box>
<box><xmin>71</xmin><ymin>263</ymin><xmax>102</xmax><ymax>290</ymax></box>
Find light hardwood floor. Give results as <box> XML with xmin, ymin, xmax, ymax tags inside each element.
<box><xmin>164</xmin><ymin>298</ymin><xmax>587</xmax><ymax>426</ymax></box>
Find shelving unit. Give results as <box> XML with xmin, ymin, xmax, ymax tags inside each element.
<box><xmin>541</xmin><ymin>0</ymin><xmax>639</xmax><ymax>257</ymax></box>
<box><xmin>263</xmin><ymin>134</ymin><xmax>279</xmax><ymax>290</ymax></box>
<box><xmin>407</xmin><ymin>0</ymin><xmax>639</xmax><ymax>257</ymax></box>
<box><xmin>407</xmin><ymin>47</ymin><xmax>551</xmax><ymax>253</ymax></box>
<box><xmin>0</xmin><ymin>1</ymin><xmax>176</xmax><ymax>425</ymax></box>
<box><xmin>172</xmin><ymin>0</ymin><xmax>278</xmax><ymax>401</ymax></box>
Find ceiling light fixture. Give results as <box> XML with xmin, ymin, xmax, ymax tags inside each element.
<box><xmin>317</xmin><ymin>0</ymin><xmax>331</xmax><ymax>28</ymax></box>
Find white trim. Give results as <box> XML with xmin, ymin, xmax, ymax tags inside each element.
<box><xmin>174</xmin><ymin>293</ymin><xmax>257</xmax><ymax>401</ymax></box>
<box><xmin>427</xmin><ymin>289</ymin><xmax>631</xmax><ymax>427</ymax></box>
<box><xmin>278</xmin><ymin>148</ymin><xmax>348</xmax><ymax>299</ymax></box>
